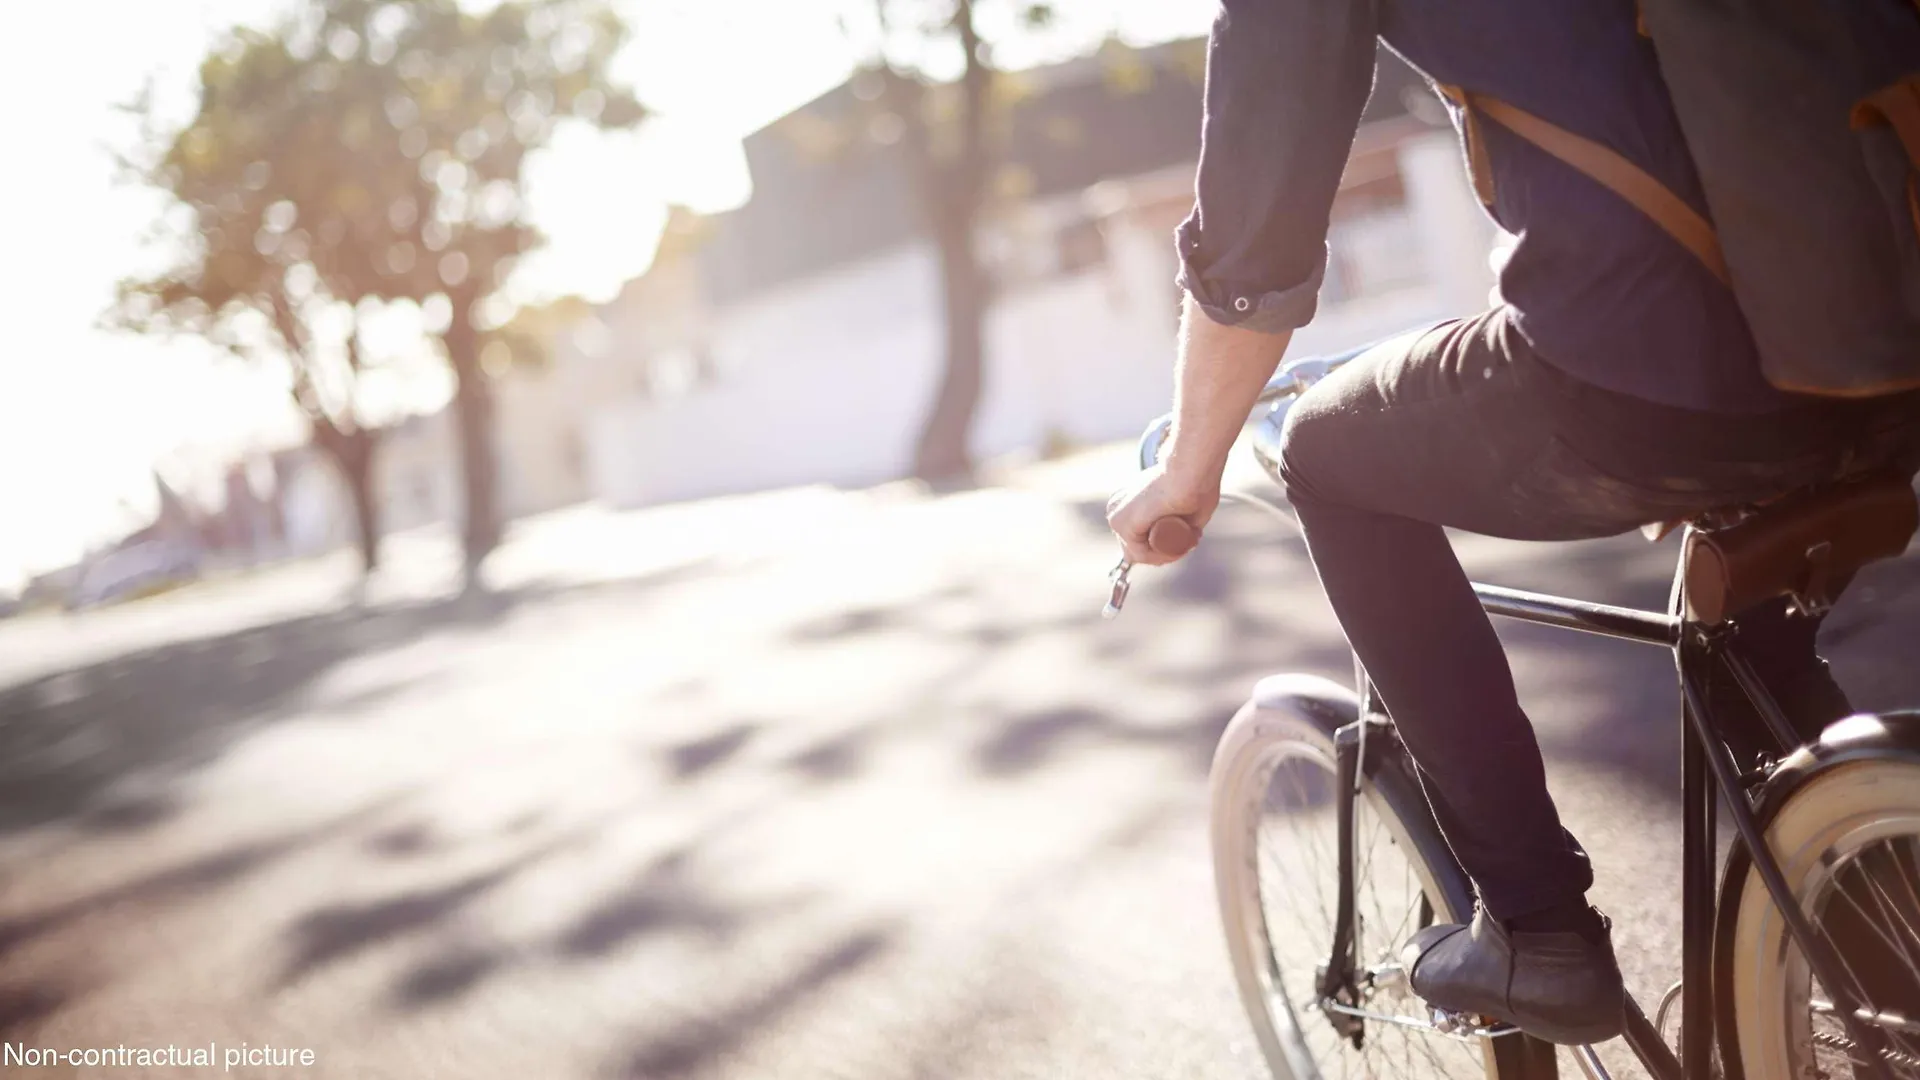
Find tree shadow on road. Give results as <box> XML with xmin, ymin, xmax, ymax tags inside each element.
<box><xmin>0</xmin><ymin>792</ymin><xmax>409</xmax><ymax>972</ymax></box>
<box><xmin>613</xmin><ymin>926</ymin><xmax>896</xmax><ymax>1080</ymax></box>
<box><xmin>365</xmin><ymin>804</ymin><xmax>814</xmax><ymax>1013</ymax></box>
<box><xmin>661</xmin><ymin>724</ymin><xmax>760</xmax><ymax>782</ymax></box>
<box><xmin>278</xmin><ymin>862</ymin><xmax>529</xmax><ymax>991</ymax></box>
<box><xmin>0</xmin><ymin>563</ymin><xmax>712</xmax><ymax>838</ymax></box>
<box><xmin>0</xmin><ymin>979</ymin><xmax>70</xmax><ymax>1038</ymax></box>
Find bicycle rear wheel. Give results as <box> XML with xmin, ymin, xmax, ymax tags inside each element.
<box><xmin>1210</xmin><ymin>674</ymin><xmax>1556</xmax><ymax>1080</ymax></box>
<box><xmin>1726</xmin><ymin>752</ymin><xmax>1920</xmax><ymax>1080</ymax></box>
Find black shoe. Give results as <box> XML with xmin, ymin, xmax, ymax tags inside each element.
<box><xmin>1401</xmin><ymin>905</ymin><xmax>1625</xmax><ymax>1045</ymax></box>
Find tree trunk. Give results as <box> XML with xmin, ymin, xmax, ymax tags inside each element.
<box><xmin>312</xmin><ymin>421</ymin><xmax>381</xmax><ymax>575</ymax></box>
<box><xmin>908</xmin><ymin>0</ymin><xmax>991</xmax><ymax>483</ymax></box>
<box><xmin>913</xmin><ymin>219</ymin><xmax>987</xmax><ymax>480</ymax></box>
<box><xmin>346</xmin><ymin>455</ymin><xmax>380</xmax><ymax>574</ymax></box>
<box><xmin>445</xmin><ymin>295</ymin><xmax>502</xmax><ymax>582</ymax></box>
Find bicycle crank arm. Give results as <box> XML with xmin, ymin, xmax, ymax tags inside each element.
<box><xmin>1314</xmin><ymin>998</ymin><xmax>1523</xmax><ymax>1041</ymax></box>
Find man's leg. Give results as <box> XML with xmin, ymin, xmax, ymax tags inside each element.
<box><xmin>1273</xmin><ymin>311</ymin><xmax>1657</xmax><ymax>921</ymax></box>
<box><xmin>1270</xmin><ymin>310</ymin><xmax>1716</xmax><ymax>1041</ymax></box>
<box><xmin>1277</xmin><ymin>490</ymin><xmax>1595</xmax><ymax>919</ymax></box>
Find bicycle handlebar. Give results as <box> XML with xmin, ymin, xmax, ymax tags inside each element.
<box><xmin>1144</xmin><ymin>516</ymin><xmax>1199</xmax><ymax>558</ymax></box>
<box><xmin>1108</xmin><ymin>340</ymin><xmax>1404</xmax><ymax>616</ymax></box>
<box><xmin>1136</xmin><ymin>351</ymin><xmax>1355</xmax><ymax>472</ymax></box>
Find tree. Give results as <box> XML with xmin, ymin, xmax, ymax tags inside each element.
<box><xmin>116</xmin><ymin>0</ymin><xmax>643</xmax><ymax>581</ymax></box>
<box><xmin>864</xmin><ymin>0</ymin><xmax>1054</xmax><ymax>481</ymax></box>
<box><xmin>111</xmin><ymin>54</ymin><xmax>397</xmax><ymax>574</ymax></box>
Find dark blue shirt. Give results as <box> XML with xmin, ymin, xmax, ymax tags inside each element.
<box><xmin>1175</xmin><ymin>0</ymin><xmax>1797</xmax><ymax>413</ymax></box>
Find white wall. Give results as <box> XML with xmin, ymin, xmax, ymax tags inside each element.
<box><xmin>976</xmin><ymin>217</ymin><xmax>1179</xmax><ymax>455</ymax></box>
<box><xmin>586</xmin><ymin>248</ymin><xmax>942</xmax><ymax>507</ymax></box>
<box><xmin>586</xmin><ymin>220</ymin><xmax>1187</xmax><ymax>509</ymax></box>
<box><xmin>1283</xmin><ymin>131</ymin><xmax>1500</xmax><ymax>362</ymax></box>
<box><xmin>1400</xmin><ymin>130</ymin><xmax>1501</xmax><ymax>315</ymax></box>
<box><xmin>281</xmin><ymin>457</ymin><xmax>350</xmax><ymax>556</ymax></box>
<box><xmin>585</xmin><ymin>129</ymin><xmax>1497</xmax><ymax>509</ymax></box>
<box><xmin>375</xmin><ymin>413</ymin><xmax>460</xmax><ymax>534</ymax></box>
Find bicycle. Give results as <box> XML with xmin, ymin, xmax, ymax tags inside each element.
<box><xmin>1107</xmin><ymin>348</ymin><xmax>1920</xmax><ymax>1080</ymax></box>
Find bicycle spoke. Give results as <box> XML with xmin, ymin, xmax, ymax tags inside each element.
<box><xmin>1826</xmin><ymin>875</ymin><xmax>1920</xmax><ymax>1002</ymax></box>
<box><xmin>1249</xmin><ymin>753</ymin><xmax>1503</xmax><ymax>1080</ymax></box>
<box><xmin>1798</xmin><ymin>841</ymin><xmax>1920</xmax><ymax>1079</ymax></box>
<box><xmin>1267</xmin><ymin>842</ymin><xmax>1337</xmax><ymax>965</ymax></box>
<box><xmin>1355</xmin><ymin>804</ymin><xmax>1384</xmax><ymax>902</ymax></box>
<box><xmin>1386</xmin><ymin>886</ymin><xmax>1424</xmax><ymax>953</ymax></box>
<box><xmin>1272</xmin><ymin>814</ymin><xmax>1335</xmax><ymax>941</ymax></box>
<box><xmin>1894</xmin><ymin>844</ymin><xmax>1920</xmax><ymax>943</ymax></box>
<box><xmin>1290</xmin><ymin>815</ymin><xmax>1338</xmax><ymax>933</ymax></box>
<box><xmin>1408</xmin><ymin>1016</ymin><xmax>1459</xmax><ymax>1075</ymax></box>
<box><xmin>1858</xmin><ymin>861</ymin><xmax>1920</xmax><ymax>983</ymax></box>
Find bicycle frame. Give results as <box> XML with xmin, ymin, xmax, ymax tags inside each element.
<box><xmin>1469</xmin><ymin>565</ymin><xmax>1890</xmax><ymax>1080</ymax></box>
<box><xmin>1134</xmin><ymin>370</ymin><xmax>1899</xmax><ymax>1080</ymax></box>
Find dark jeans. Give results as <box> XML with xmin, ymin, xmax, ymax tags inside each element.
<box><xmin>1276</xmin><ymin>308</ymin><xmax>1920</xmax><ymax>920</ymax></box>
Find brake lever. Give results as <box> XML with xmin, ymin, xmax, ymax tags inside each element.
<box><xmin>1101</xmin><ymin>518</ymin><xmax>1198</xmax><ymax>619</ymax></box>
<box><xmin>1103</xmin><ymin>558</ymin><xmax>1133</xmax><ymax>619</ymax></box>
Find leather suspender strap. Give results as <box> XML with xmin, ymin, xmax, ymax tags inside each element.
<box><xmin>1852</xmin><ymin>75</ymin><xmax>1920</xmax><ymax>166</ymax></box>
<box><xmin>1447</xmin><ymin>89</ymin><xmax>1733</xmax><ymax>287</ymax></box>
<box><xmin>1437</xmin><ymin>85</ymin><xmax>1497</xmax><ymax>206</ymax></box>
<box><xmin>1852</xmin><ymin>76</ymin><xmax>1920</xmax><ymax>246</ymax></box>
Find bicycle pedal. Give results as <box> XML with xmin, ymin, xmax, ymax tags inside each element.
<box><xmin>1429</xmin><ymin>1008</ymin><xmax>1521</xmax><ymax>1038</ymax></box>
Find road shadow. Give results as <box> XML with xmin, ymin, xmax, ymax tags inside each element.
<box><xmin>0</xmin><ymin>793</ymin><xmax>408</xmax><ymax>967</ymax></box>
<box><xmin>781</xmin><ymin>729</ymin><xmax>869</xmax><ymax>783</ymax></box>
<box><xmin>972</xmin><ymin>703</ymin><xmax>1233</xmax><ymax>778</ymax></box>
<box><xmin>364</xmin><ymin>820</ymin><xmax>444</xmax><ymax>859</ymax></box>
<box><xmin>0</xmin><ymin>563</ymin><xmax>713</xmax><ymax>837</ymax></box>
<box><xmin>661</xmin><ymin>724</ymin><xmax>759</xmax><ymax>782</ymax></box>
<box><xmin>278</xmin><ymin>863</ymin><xmax>525</xmax><ymax>991</ymax></box>
<box><xmin>554</xmin><ymin>847</ymin><xmax>797</xmax><ymax>962</ymax></box>
<box><xmin>389</xmin><ymin>943</ymin><xmax>507</xmax><ymax>1009</ymax></box>
<box><xmin>278</xmin><ymin>806</ymin><xmax>626</xmax><ymax>993</ymax></box>
<box><xmin>0</xmin><ymin>980</ymin><xmax>70</xmax><ymax>1038</ymax></box>
<box><xmin>383</xmin><ymin>833</ymin><xmax>811</xmax><ymax>1013</ymax></box>
<box><xmin>613</xmin><ymin>926</ymin><xmax>895</xmax><ymax>1079</ymax></box>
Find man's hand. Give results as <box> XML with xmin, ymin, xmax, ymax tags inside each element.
<box><xmin>1106</xmin><ymin>465</ymin><xmax>1220</xmax><ymax>566</ymax></box>
<box><xmin>1104</xmin><ymin>297</ymin><xmax>1294</xmax><ymax>567</ymax></box>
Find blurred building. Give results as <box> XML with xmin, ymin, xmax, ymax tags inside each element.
<box><xmin>376</xmin><ymin>412</ymin><xmax>462</xmax><ymax>533</ymax></box>
<box><xmin>500</xmin><ymin>42</ymin><xmax>1500</xmax><ymax>509</ymax></box>
<box><xmin>270</xmin><ymin>411</ymin><xmax>461</xmax><ymax>557</ymax></box>
<box><xmin>272</xmin><ymin>446</ymin><xmax>347</xmax><ymax>556</ymax></box>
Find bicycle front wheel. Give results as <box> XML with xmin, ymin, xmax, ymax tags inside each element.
<box><xmin>1210</xmin><ymin>674</ymin><xmax>1556</xmax><ymax>1080</ymax></box>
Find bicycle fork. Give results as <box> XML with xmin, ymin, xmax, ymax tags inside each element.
<box><xmin>1319</xmin><ymin>709</ymin><xmax>1540</xmax><ymax>1048</ymax></box>
<box><xmin>1319</xmin><ymin>713</ymin><xmax>1394</xmax><ymax>1046</ymax></box>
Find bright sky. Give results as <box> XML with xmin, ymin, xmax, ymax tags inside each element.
<box><xmin>0</xmin><ymin>0</ymin><xmax>1210</xmax><ymax>589</ymax></box>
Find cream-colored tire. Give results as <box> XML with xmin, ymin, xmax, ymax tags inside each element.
<box><xmin>1727</xmin><ymin>757</ymin><xmax>1920</xmax><ymax>1080</ymax></box>
<box><xmin>1209</xmin><ymin>674</ymin><xmax>1552</xmax><ymax>1080</ymax></box>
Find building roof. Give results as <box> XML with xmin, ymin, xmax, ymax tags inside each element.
<box><xmin>690</xmin><ymin>40</ymin><xmax>1437</xmax><ymax>309</ymax></box>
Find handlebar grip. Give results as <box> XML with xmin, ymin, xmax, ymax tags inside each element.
<box><xmin>1147</xmin><ymin>517</ymin><xmax>1199</xmax><ymax>559</ymax></box>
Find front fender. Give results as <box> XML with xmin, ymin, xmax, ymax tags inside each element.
<box><xmin>1247</xmin><ymin>672</ymin><xmax>1362</xmax><ymax>730</ymax></box>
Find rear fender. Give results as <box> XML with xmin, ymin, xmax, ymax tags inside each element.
<box><xmin>1713</xmin><ymin>710</ymin><xmax>1920</xmax><ymax>1080</ymax></box>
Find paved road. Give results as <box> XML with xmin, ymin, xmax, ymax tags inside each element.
<box><xmin>2</xmin><ymin>448</ymin><xmax>1916</xmax><ymax>1079</ymax></box>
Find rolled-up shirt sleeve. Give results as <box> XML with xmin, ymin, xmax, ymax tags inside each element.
<box><xmin>1176</xmin><ymin>0</ymin><xmax>1379</xmax><ymax>334</ymax></box>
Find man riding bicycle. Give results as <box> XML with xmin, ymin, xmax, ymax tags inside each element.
<box><xmin>1107</xmin><ymin>0</ymin><xmax>1920</xmax><ymax>1045</ymax></box>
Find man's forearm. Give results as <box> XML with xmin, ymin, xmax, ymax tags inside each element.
<box><xmin>1163</xmin><ymin>296</ymin><xmax>1294</xmax><ymax>489</ymax></box>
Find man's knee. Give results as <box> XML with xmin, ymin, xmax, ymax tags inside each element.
<box><xmin>1275</xmin><ymin>394</ymin><xmax>1334</xmax><ymax>502</ymax></box>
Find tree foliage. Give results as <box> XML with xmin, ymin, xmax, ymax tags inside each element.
<box><xmin>114</xmin><ymin>0</ymin><xmax>644</xmax><ymax>575</ymax></box>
